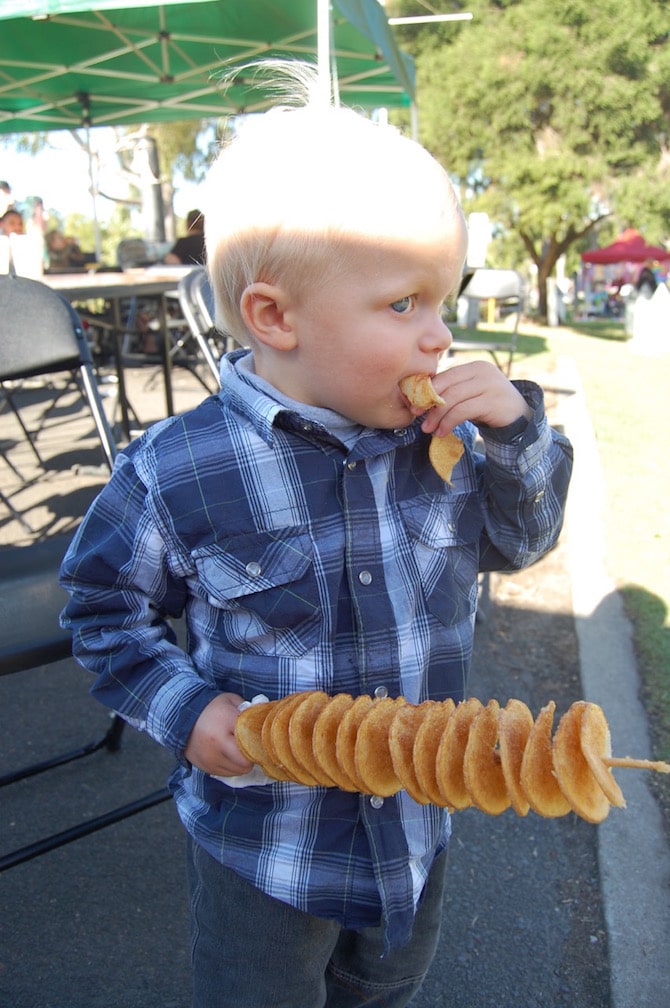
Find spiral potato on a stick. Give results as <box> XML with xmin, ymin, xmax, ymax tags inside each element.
<box><xmin>234</xmin><ymin>691</ymin><xmax>670</xmax><ymax>824</ymax></box>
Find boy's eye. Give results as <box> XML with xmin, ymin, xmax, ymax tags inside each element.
<box><xmin>390</xmin><ymin>296</ymin><xmax>414</xmax><ymax>314</ymax></box>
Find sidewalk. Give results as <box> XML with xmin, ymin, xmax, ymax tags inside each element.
<box><xmin>1</xmin><ymin>354</ymin><xmax>667</xmax><ymax>1007</ymax></box>
<box><xmin>557</xmin><ymin>355</ymin><xmax>670</xmax><ymax>1008</ymax></box>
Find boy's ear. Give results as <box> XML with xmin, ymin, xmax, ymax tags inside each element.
<box><xmin>240</xmin><ymin>282</ymin><xmax>298</xmax><ymax>351</ymax></box>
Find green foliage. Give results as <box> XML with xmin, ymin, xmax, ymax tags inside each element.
<box><xmin>391</xmin><ymin>0</ymin><xmax>670</xmax><ymax>318</ymax></box>
<box><xmin>149</xmin><ymin>119</ymin><xmax>214</xmax><ymax>185</ymax></box>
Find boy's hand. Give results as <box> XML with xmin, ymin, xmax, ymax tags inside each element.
<box><xmin>421</xmin><ymin>361</ymin><xmax>531</xmax><ymax>435</ymax></box>
<box><xmin>185</xmin><ymin>693</ymin><xmax>254</xmax><ymax>777</ymax></box>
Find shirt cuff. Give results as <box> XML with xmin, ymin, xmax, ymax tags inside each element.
<box><xmin>146</xmin><ymin>674</ymin><xmax>222</xmax><ymax>763</ymax></box>
<box><xmin>477</xmin><ymin>379</ymin><xmax>545</xmax><ymax>446</ymax></box>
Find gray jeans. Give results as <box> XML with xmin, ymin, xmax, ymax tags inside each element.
<box><xmin>187</xmin><ymin>837</ymin><xmax>448</xmax><ymax>1008</ymax></box>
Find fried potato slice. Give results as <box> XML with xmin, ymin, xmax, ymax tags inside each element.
<box><xmin>336</xmin><ymin>694</ymin><xmax>375</xmax><ymax>793</ymax></box>
<box><xmin>267</xmin><ymin>692</ymin><xmax>320</xmax><ymax>785</ymax></box>
<box><xmin>519</xmin><ymin>701</ymin><xmax>571</xmax><ymax>818</ymax></box>
<box><xmin>399</xmin><ymin>373</ymin><xmax>464</xmax><ymax>484</ymax></box>
<box><xmin>413</xmin><ymin>699</ymin><xmax>456</xmax><ymax>807</ymax></box>
<box><xmin>235</xmin><ymin>701</ymin><xmax>274</xmax><ymax>765</ymax></box>
<box><xmin>428</xmin><ymin>433</ymin><xmax>465</xmax><ymax>485</ymax></box>
<box><xmin>435</xmin><ymin>697</ymin><xmax>483</xmax><ymax>809</ymax></box>
<box><xmin>355</xmin><ymin>696</ymin><xmax>406</xmax><ymax>797</ymax></box>
<box><xmin>498</xmin><ymin>698</ymin><xmax>534</xmax><ymax>817</ymax></box>
<box><xmin>553</xmin><ymin>701</ymin><xmax>611</xmax><ymax>823</ymax></box>
<box><xmin>463</xmin><ymin>699</ymin><xmax>511</xmax><ymax>816</ymax></box>
<box><xmin>388</xmin><ymin>701</ymin><xmax>436</xmax><ymax>804</ymax></box>
<box><xmin>580</xmin><ymin>703</ymin><xmax>626</xmax><ymax>808</ymax></box>
<box><xmin>288</xmin><ymin>690</ymin><xmax>337</xmax><ymax>788</ymax></box>
<box><xmin>312</xmin><ymin>693</ymin><xmax>359</xmax><ymax>792</ymax></box>
<box><xmin>399</xmin><ymin>374</ymin><xmax>445</xmax><ymax>410</ymax></box>
<box><xmin>234</xmin><ymin>698</ymin><xmax>292</xmax><ymax>781</ymax></box>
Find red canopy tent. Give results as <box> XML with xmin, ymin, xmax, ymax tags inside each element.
<box><xmin>581</xmin><ymin>228</ymin><xmax>670</xmax><ymax>264</ymax></box>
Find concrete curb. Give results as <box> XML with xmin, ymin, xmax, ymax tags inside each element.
<box><xmin>558</xmin><ymin>355</ymin><xmax>670</xmax><ymax>1008</ymax></box>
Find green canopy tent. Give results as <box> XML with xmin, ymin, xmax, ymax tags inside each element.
<box><xmin>0</xmin><ymin>0</ymin><xmax>414</xmax><ymax>135</ymax></box>
<box><xmin>0</xmin><ymin>1</ymin><xmax>414</xmax><ymax>248</ymax></box>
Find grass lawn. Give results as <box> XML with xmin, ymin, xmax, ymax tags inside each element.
<box><xmin>454</xmin><ymin>317</ymin><xmax>670</xmax><ymax>768</ymax></box>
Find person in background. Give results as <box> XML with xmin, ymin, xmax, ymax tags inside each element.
<box><xmin>59</xmin><ymin>62</ymin><xmax>573</xmax><ymax>1008</ymax></box>
<box><xmin>0</xmin><ymin>180</ymin><xmax>13</xmax><ymax>217</ymax></box>
<box><xmin>1</xmin><ymin>208</ymin><xmax>24</xmax><ymax>236</ymax></box>
<box><xmin>164</xmin><ymin>209</ymin><xmax>206</xmax><ymax>265</ymax></box>
<box><xmin>635</xmin><ymin>260</ymin><xmax>657</xmax><ymax>299</ymax></box>
<box><xmin>45</xmin><ymin>228</ymin><xmax>86</xmax><ymax>271</ymax></box>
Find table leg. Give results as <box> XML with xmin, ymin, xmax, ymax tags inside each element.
<box><xmin>158</xmin><ymin>294</ymin><xmax>174</xmax><ymax>417</ymax></box>
<box><xmin>111</xmin><ymin>300</ymin><xmax>132</xmax><ymax>440</ymax></box>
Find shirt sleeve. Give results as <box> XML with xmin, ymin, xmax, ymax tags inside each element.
<box><xmin>59</xmin><ymin>450</ymin><xmax>220</xmax><ymax>761</ymax></box>
<box><xmin>475</xmin><ymin>379</ymin><xmax>573</xmax><ymax>572</ymax></box>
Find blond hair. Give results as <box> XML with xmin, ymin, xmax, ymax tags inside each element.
<box><xmin>204</xmin><ymin>62</ymin><xmax>463</xmax><ymax>342</ymax></box>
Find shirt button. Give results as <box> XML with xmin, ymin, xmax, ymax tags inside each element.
<box><xmin>533</xmin><ymin>490</ymin><xmax>545</xmax><ymax>503</ymax></box>
<box><xmin>370</xmin><ymin>796</ymin><xmax>384</xmax><ymax>809</ymax></box>
<box><xmin>245</xmin><ymin>561</ymin><xmax>262</xmax><ymax>578</ymax></box>
<box><xmin>346</xmin><ymin>460</ymin><xmax>357</xmax><ymax>471</ymax></box>
<box><xmin>393</xmin><ymin>428</ymin><xmax>406</xmax><ymax>437</ymax></box>
<box><xmin>374</xmin><ymin>685</ymin><xmax>388</xmax><ymax>699</ymax></box>
<box><xmin>358</xmin><ymin>570</ymin><xmax>373</xmax><ymax>586</ymax></box>
<box><xmin>447</xmin><ymin>521</ymin><xmax>456</xmax><ymax>533</ymax></box>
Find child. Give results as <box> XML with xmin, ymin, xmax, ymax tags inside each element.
<box><xmin>60</xmin><ymin>63</ymin><xmax>572</xmax><ymax>1008</ymax></box>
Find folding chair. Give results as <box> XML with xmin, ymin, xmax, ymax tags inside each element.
<box><xmin>0</xmin><ymin>273</ymin><xmax>117</xmax><ymax>475</ymax></box>
<box><xmin>0</xmin><ymin>537</ymin><xmax>170</xmax><ymax>872</ymax></box>
<box><xmin>450</xmin><ymin>268</ymin><xmax>525</xmax><ymax>374</ymax></box>
<box><xmin>177</xmin><ymin>266</ymin><xmax>234</xmax><ymax>387</ymax></box>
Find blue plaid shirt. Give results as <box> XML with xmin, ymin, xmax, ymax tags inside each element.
<box><xmin>60</xmin><ymin>349</ymin><xmax>572</xmax><ymax>951</ymax></box>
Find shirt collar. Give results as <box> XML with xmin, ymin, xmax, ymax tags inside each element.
<box><xmin>219</xmin><ymin>348</ymin><xmax>421</xmax><ymax>455</ymax></box>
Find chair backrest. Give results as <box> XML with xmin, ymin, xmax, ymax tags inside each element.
<box><xmin>177</xmin><ymin>266</ymin><xmax>220</xmax><ymax>384</ymax></box>
<box><xmin>179</xmin><ymin>265</ymin><xmax>214</xmax><ymax>332</ymax></box>
<box><xmin>461</xmin><ymin>268</ymin><xmax>524</xmax><ymax>305</ymax></box>
<box><xmin>0</xmin><ymin>273</ymin><xmax>117</xmax><ymax>470</ymax></box>
<box><xmin>0</xmin><ymin>273</ymin><xmax>87</xmax><ymax>380</ymax></box>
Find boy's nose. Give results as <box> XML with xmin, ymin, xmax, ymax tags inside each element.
<box><xmin>421</xmin><ymin>313</ymin><xmax>453</xmax><ymax>353</ymax></box>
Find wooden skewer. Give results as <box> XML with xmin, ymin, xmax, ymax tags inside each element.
<box><xmin>603</xmin><ymin>756</ymin><xmax>670</xmax><ymax>774</ymax></box>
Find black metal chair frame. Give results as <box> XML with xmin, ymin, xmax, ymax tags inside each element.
<box><xmin>177</xmin><ymin>266</ymin><xmax>237</xmax><ymax>388</ymax></box>
<box><xmin>0</xmin><ymin>273</ymin><xmax>117</xmax><ymax>473</ymax></box>
<box><xmin>0</xmin><ymin>275</ymin><xmax>170</xmax><ymax>869</ymax></box>
<box><xmin>449</xmin><ymin>268</ymin><xmax>525</xmax><ymax>375</ymax></box>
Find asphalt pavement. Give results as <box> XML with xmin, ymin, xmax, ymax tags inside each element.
<box><xmin>1</xmin><ymin>352</ymin><xmax>668</xmax><ymax>1008</ymax></box>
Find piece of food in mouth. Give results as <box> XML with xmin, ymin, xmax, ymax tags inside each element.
<box><xmin>400</xmin><ymin>373</ymin><xmax>464</xmax><ymax>484</ymax></box>
<box><xmin>399</xmin><ymin>374</ymin><xmax>446</xmax><ymax>410</ymax></box>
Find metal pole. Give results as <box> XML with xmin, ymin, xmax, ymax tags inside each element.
<box><xmin>317</xmin><ymin>0</ymin><xmax>331</xmax><ymax>105</ymax></box>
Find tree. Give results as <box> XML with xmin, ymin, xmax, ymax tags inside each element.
<box><xmin>389</xmin><ymin>0</ymin><xmax>670</xmax><ymax>320</ymax></box>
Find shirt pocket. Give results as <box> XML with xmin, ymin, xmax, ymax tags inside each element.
<box><xmin>399</xmin><ymin>495</ymin><xmax>482</xmax><ymax>626</ymax></box>
<box><xmin>192</xmin><ymin>527</ymin><xmax>321</xmax><ymax>657</ymax></box>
